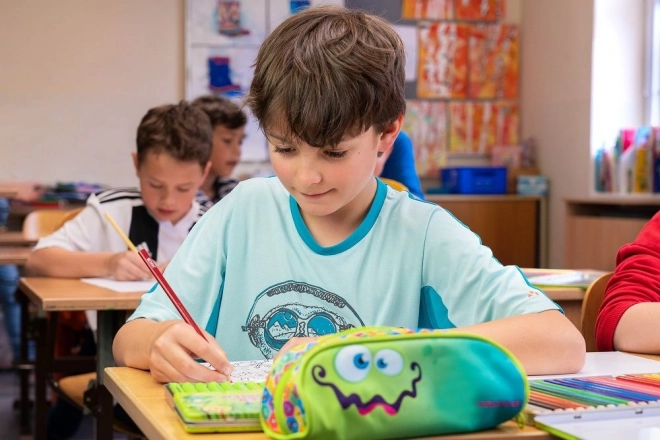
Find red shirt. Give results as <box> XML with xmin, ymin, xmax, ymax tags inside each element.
<box><xmin>596</xmin><ymin>211</ymin><xmax>660</xmax><ymax>351</ymax></box>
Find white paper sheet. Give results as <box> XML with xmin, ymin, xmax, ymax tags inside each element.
<box><xmin>530</xmin><ymin>351</ymin><xmax>660</xmax><ymax>381</ymax></box>
<box><xmin>80</xmin><ymin>277</ymin><xmax>156</xmax><ymax>293</ymax></box>
<box><xmin>201</xmin><ymin>359</ymin><xmax>273</xmax><ymax>383</ymax></box>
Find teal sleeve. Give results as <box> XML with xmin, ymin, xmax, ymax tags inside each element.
<box><xmin>420</xmin><ymin>208</ymin><xmax>558</xmax><ymax>328</ymax></box>
<box><xmin>127</xmin><ymin>187</ymin><xmax>237</xmax><ymax>332</ymax></box>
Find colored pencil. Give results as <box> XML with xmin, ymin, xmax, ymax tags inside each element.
<box><xmin>136</xmin><ymin>247</ymin><xmax>208</xmax><ymax>341</ymax></box>
<box><xmin>104</xmin><ymin>213</ymin><xmax>138</xmax><ymax>252</ymax></box>
<box><xmin>104</xmin><ymin>212</ymin><xmax>208</xmax><ymax>341</ymax></box>
<box><xmin>552</xmin><ymin>378</ymin><xmax>657</xmax><ymax>402</ymax></box>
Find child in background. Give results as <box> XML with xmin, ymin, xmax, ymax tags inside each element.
<box><xmin>0</xmin><ymin>181</ymin><xmax>42</xmax><ymax>365</ymax></box>
<box><xmin>192</xmin><ymin>95</ymin><xmax>247</xmax><ymax>203</ymax></box>
<box><xmin>596</xmin><ymin>212</ymin><xmax>660</xmax><ymax>352</ymax></box>
<box><xmin>26</xmin><ymin>101</ymin><xmax>213</xmax><ymax>439</ymax></box>
<box><xmin>113</xmin><ymin>5</ymin><xmax>585</xmax><ymax>385</ymax></box>
<box><xmin>26</xmin><ymin>102</ymin><xmax>213</xmax><ymax>279</ymax></box>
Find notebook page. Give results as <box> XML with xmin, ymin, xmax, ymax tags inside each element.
<box><xmin>200</xmin><ymin>359</ymin><xmax>273</xmax><ymax>382</ymax></box>
<box><xmin>530</xmin><ymin>351</ymin><xmax>660</xmax><ymax>381</ymax></box>
<box><xmin>80</xmin><ymin>277</ymin><xmax>156</xmax><ymax>293</ymax></box>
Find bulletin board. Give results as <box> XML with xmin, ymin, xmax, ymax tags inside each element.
<box><xmin>185</xmin><ymin>1</ymin><xmax>517</xmax><ymax>173</ymax></box>
<box><xmin>184</xmin><ymin>0</ymin><xmax>345</xmax><ymax>162</ymax></box>
<box><xmin>346</xmin><ymin>0</ymin><xmax>520</xmax><ymax>177</ymax></box>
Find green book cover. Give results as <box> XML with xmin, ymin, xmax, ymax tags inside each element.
<box><xmin>166</xmin><ymin>381</ymin><xmax>264</xmax><ymax>433</ymax></box>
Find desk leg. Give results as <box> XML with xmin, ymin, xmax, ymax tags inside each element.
<box><xmin>88</xmin><ymin>310</ymin><xmax>124</xmax><ymax>440</ymax></box>
<box><xmin>33</xmin><ymin>310</ymin><xmax>49</xmax><ymax>440</ymax></box>
<box><xmin>17</xmin><ymin>289</ymin><xmax>32</xmax><ymax>436</ymax></box>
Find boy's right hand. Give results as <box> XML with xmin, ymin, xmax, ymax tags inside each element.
<box><xmin>148</xmin><ymin>320</ymin><xmax>233</xmax><ymax>383</ymax></box>
<box><xmin>108</xmin><ymin>251</ymin><xmax>153</xmax><ymax>280</ymax></box>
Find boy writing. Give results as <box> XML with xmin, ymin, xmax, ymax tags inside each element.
<box><xmin>113</xmin><ymin>6</ymin><xmax>585</xmax><ymax>384</ymax></box>
<box><xmin>191</xmin><ymin>94</ymin><xmax>247</xmax><ymax>203</ymax></box>
<box><xmin>26</xmin><ymin>101</ymin><xmax>212</xmax><ymax>279</ymax></box>
<box><xmin>26</xmin><ymin>101</ymin><xmax>213</xmax><ymax>438</ymax></box>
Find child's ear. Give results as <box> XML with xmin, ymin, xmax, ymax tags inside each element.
<box><xmin>131</xmin><ymin>152</ymin><xmax>140</xmax><ymax>175</ymax></box>
<box><xmin>201</xmin><ymin>161</ymin><xmax>212</xmax><ymax>181</ymax></box>
<box><xmin>377</xmin><ymin>114</ymin><xmax>403</xmax><ymax>155</ymax></box>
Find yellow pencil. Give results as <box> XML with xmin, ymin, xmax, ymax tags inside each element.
<box><xmin>104</xmin><ymin>212</ymin><xmax>138</xmax><ymax>253</ymax></box>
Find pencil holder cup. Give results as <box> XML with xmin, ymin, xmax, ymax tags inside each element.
<box><xmin>260</xmin><ymin>326</ymin><xmax>528</xmax><ymax>440</ymax></box>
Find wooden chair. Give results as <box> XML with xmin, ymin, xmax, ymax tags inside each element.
<box><xmin>580</xmin><ymin>271</ymin><xmax>614</xmax><ymax>352</ymax></box>
<box><xmin>22</xmin><ymin>208</ymin><xmax>144</xmax><ymax>438</ymax></box>
<box><xmin>22</xmin><ymin>208</ymin><xmax>83</xmax><ymax>240</ymax></box>
<box><xmin>380</xmin><ymin>177</ymin><xmax>409</xmax><ymax>192</ymax></box>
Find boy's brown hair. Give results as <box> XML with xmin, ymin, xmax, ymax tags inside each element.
<box><xmin>136</xmin><ymin>101</ymin><xmax>212</xmax><ymax>168</ymax></box>
<box><xmin>245</xmin><ymin>5</ymin><xmax>406</xmax><ymax>148</ymax></box>
<box><xmin>191</xmin><ymin>95</ymin><xmax>247</xmax><ymax>130</ymax></box>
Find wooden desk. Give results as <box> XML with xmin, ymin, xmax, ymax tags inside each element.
<box><xmin>0</xmin><ymin>231</ymin><xmax>38</xmax><ymax>247</ymax></box>
<box><xmin>0</xmin><ymin>246</ymin><xmax>31</xmax><ymax>265</ymax></box>
<box><xmin>19</xmin><ymin>277</ymin><xmax>143</xmax><ymax>440</ymax></box>
<box><xmin>105</xmin><ymin>367</ymin><xmax>550</xmax><ymax>440</ymax></box>
<box><xmin>0</xmin><ymin>188</ymin><xmax>18</xmax><ymax>198</ymax></box>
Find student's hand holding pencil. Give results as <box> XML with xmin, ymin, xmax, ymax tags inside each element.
<box><xmin>107</xmin><ymin>251</ymin><xmax>153</xmax><ymax>281</ymax></box>
<box><xmin>146</xmin><ymin>320</ymin><xmax>233</xmax><ymax>383</ymax></box>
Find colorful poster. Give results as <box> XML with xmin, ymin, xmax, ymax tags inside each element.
<box><xmin>454</xmin><ymin>0</ymin><xmax>504</xmax><ymax>21</ymax></box>
<box><xmin>402</xmin><ymin>100</ymin><xmax>448</xmax><ymax>177</ymax></box>
<box><xmin>449</xmin><ymin>101</ymin><xmax>518</xmax><ymax>155</ymax></box>
<box><xmin>417</xmin><ymin>23</ymin><xmax>468</xmax><ymax>99</ymax></box>
<box><xmin>186</xmin><ymin>46</ymin><xmax>268</xmax><ymax>162</ymax></box>
<box><xmin>468</xmin><ymin>24</ymin><xmax>519</xmax><ymax>99</ymax></box>
<box><xmin>402</xmin><ymin>0</ymin><xmax>453</xmax><ymax>20</ymax></box>
<box><xmin>187</xmin><ymin>0</ymin><xmax>267</xmax><ymax>46</ymax></box>
<box><xmin>270</xmin><ymin>0</ymin><xmax>344</xmax><ymax>31</ymax></box>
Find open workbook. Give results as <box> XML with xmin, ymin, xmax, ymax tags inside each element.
<box><xmin>521</xmin><ymin>268</ymin><xmax>609</xmax><ymax>289</ymax></box>
<box><xmin>164</xmin><ymin>360</ymin><xmax>271</xmax><ymax>433</ymax></box>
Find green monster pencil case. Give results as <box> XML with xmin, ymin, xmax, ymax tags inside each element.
<box><xmin>261</xmin><ymin>326</ymin><xmax>528</xmax><ymax>440</ymax></box>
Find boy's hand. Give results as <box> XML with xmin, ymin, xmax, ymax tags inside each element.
<box><xmin>275</xmin><ymin>336</ymin><xmax>318</xmax><ymax>361</ymax></box>
<box><xmin>108</xmin><ymin>251</ymin><xmax>153</xmax><ymax>281</ymax></box>
<box><xmin>148</xmin><ymin>321</ymin><xmax>233</xmax><ymax>383</ymax></box>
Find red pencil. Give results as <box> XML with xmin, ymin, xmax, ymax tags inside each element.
<box><xmin>137</xmin><ymin>247</ymin><xmax>208</xmax><ymax>342</ymax></box>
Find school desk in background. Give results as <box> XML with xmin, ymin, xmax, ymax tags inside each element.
<box><xmin>522</xmin><ymin>268</ymin><xmax>609</xmax><ymax>289</ymax></box>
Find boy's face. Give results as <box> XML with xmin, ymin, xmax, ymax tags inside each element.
<box><xmin>132</xmin><ymin>151</ymin><xmax>210</xmax><ymax>225</ymax></box>
<box><xmin>210</xmin><ymin>125</ymin><xmax>245</xmax><ymax>178</ymax></box>
<box><xmin>268</xmin><ymin>119</ymin><xmax>401</xmax><ymax>223</ymax></box>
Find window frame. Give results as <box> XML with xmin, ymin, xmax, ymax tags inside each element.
<box><xmin>644</xmin><ymin>0</ymin><xmax>660</xmax><ymax>125</ymax></box>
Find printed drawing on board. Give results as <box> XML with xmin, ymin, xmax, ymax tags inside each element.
<box><xmin>468</xmin><ymin>24</ymin><xmax>519</xmax><ymax>99</ymax></box>
<box><xmin>449</xmin><ymin>101</ymin><xmax>518</xmax><ymax>155</ymax></box>
<box><xmin>402</xmin><ymin>0</ymin><xmax>453</xmax><ymax>20</ymax></box>
<box><xmin>417</xmin><ymin>22</ymin><xmax>468</xmax><ymax>99</ymax></box>
<box><xmin>402</xmin><ymin>100</ymin><xmax>448</xmax><ymax>177</ymax></box>
<box><xmin>454</xmin><ymin>0</ymin><xmax>504</xmax><ymax>21</ymax></box>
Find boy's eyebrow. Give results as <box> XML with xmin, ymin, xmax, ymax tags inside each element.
<box><xmin>146</xmin><ymin>177</ymin><xmax>196</xmax><ymax>187</ymax></box>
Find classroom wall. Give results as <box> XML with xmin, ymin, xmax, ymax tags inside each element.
<box><xmin>0</xmin><ymin>1</ymin><xmax>184</xmax><ymax>187</ymax></box>
<box><xmin>520</xmin><ymin>1</ymin><xmax>595</xmax><ymax>268</ymax></box>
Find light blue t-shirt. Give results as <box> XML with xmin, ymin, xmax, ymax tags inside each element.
<box><xmin>128</xmin><ymin>177</ymin><xmax>557</xmax><ymax>361</ymax></box>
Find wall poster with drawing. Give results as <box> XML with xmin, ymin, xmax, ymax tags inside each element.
<box><xmin>185</xmin><ymin>0</ymin><xmax>344</xmax><ymax>163</ymax></box>
<box><xmin>349</xmin><ymin>0</ymin><xmax>519</xmax><ymax>177</ymax></box>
